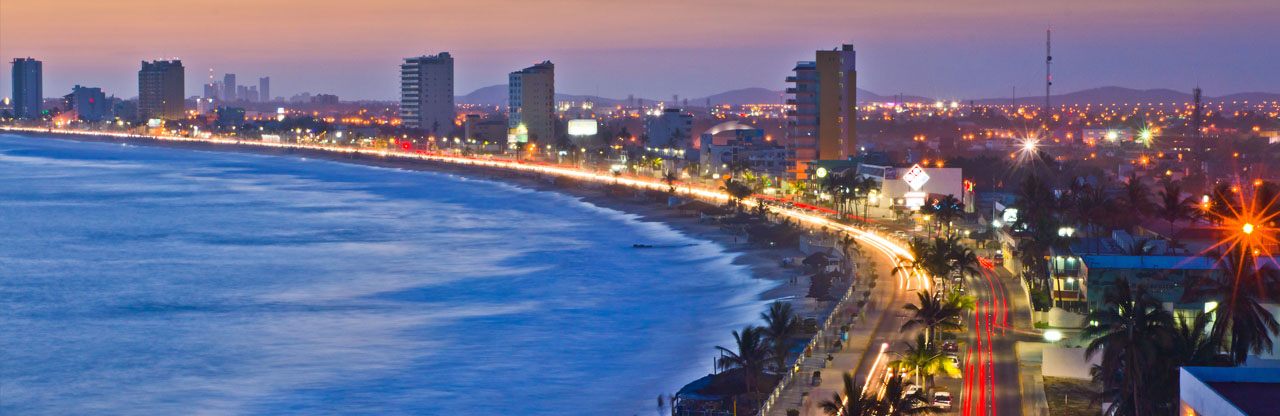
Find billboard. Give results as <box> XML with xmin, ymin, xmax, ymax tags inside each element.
<box><xmin>567</xmin><ymin>119</ymin><xmax>598</xmax><ymax>136</ymax></box>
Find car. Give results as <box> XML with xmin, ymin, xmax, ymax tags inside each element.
<box><xmin>942</xmin><ymin>340</ymin><xmax>959</xmax><ymax>352</ymax></box>
<box><xmin>802</xmin><ymin>316</ymin><xmax>820</xmax><ymax>332</ymax></box>
<box><xmin>933</xmin><ymin>391</ymin><xmax>952</xmax><ymax>410</ymax></box>
<box><xmin>945</xmin><ymin>353</ymin><xmax>960</xmax><ymax>368</ymax></box>
<box><xmin>902</xmin><ymin>384</ymin><xmax>922</xmax><ymax>399</ymax></box>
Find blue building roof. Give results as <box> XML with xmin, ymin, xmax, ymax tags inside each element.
<box><xmin>1079</xmin><ymin>255</ymin><xmax>1219</xmax><ymax>270</ymax></box>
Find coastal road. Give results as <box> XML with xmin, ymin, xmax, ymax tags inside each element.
<box><xmin>960</xmin><ymin>258</ymin><xmax>1036</xmax><ymax>416</ymax></box>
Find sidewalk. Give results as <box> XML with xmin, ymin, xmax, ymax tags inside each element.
<box><xmin>765</xmin><ymin>253</ymin><xmax>900</xmax><ymax>416</ymax></box>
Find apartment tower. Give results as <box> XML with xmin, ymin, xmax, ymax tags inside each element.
<box><xmin>399</xmin><ymin>52</ymin><xmax>455</xmax><ymax>133</ymax></box>
<box><xmin>11</xmin><ymin>57</ymin><xmax>43</xmax><ymax>119</ymax></box>
<box><xmin>786</xmin><ymin>44</ymin><xmax>857</xmax><ymax>178</ymax></box>
<box><xmin>507</xmin><ymin>61</ymin><xmax>555</xmax><ymax>144</ymax></box>
<box><xmin>138</xmin><ymin>60</ymin><xmax>185</xmax><ymax>120</ymax></box>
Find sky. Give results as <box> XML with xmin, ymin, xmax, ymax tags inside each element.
<box><xmin>2</xmin><ymin>0</ymin><xmax>1278</xmax><ymax>101</ymax></box>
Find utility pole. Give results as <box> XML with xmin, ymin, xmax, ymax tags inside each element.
<box><xmin>1045</xmin><ymin>27</ymin><xmax>1053</xmax><ymax>137</ymax></box>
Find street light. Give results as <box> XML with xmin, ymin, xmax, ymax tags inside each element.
<box><xmin>1243</xmin><ymin>223</ymin><xmax>1255</xmax><ymax>235</ymax></box>
<box><xmin>1044</xmin><ymin>330</ymin><xmax>1063</xmax><ymax>342</ymax></box>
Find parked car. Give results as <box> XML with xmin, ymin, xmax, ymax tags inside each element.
<box><xmin>942</xmin><ymin>340</ymin><xmax>958</xmax><ymax>352</ymax></box>
<box><xmin>802</xmin><ymin>316</ymin><xmax>820</xmax><ymax>332</ymax></box>
<box><xmin>902</xmin><ymin>384</ymin><xmax>922</xmax><ymax>399</ymax></box>
<box><xmin>945</xmin><ymin>353</ymin><xmax>961</xmax><ymax>368</ymax></box>
<box><xmin>933</xmin><ymin>391</ymin><xmax>952</xmax><ymax>410</ymax></box>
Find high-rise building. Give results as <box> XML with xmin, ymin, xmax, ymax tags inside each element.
<box><xmin>223</xmin><ymin>73</ymin><xmax>237</xmax><ymax>101</ymax></box>
<box><xmin>259</xmin><ymin>77</ymin><xmax>270</xmax><ymax>103</ymax></box>
<box><xmin>399</xmin><ymin>53</ymin><xmax>455</xmax><ymax>133</ymax></box>
<box><xmin>203</xmin><ymin>82</ymin><xmax>219</xmax><ymax>99</ymax></box>
<box><xmin>786</xmin><ymin>44</ymin><xmax>857</xmax><ymax>178</ymax></box>
<box><xmin>62</xmin><ymin>85</ymin><xmax>111</xmax><ymax>121</ymax></box>
<box><xmin>11</xmin><ymin>57</ymin><xmax>43</xmax><ymax>119</ymax></box>
<box><xmin>508</xmin><ymin>61</ymin><xmax>555</xmax><ymax>144</ymax></box>
<box><xmin>237</xmin><ymin>85</ymin><xmax>249</xmax><ymax>103</ymax></box>
<box><xmin>246</xmin><ymin>86</ymin><xmax>259</xmax><ymax>102</ymax></box>
<box><xmin>138</xmin><ymin>60</ymin><xmax>185</xmax><ymax>120</ymax></box>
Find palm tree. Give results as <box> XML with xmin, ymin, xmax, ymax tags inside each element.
<box><xmin>839</xmin><ymin>235</ymin><xmax>861</xmax><ymax>277</ymax></box>
<box><xmin>934</xmin><ymin>194</ymin><xmax>964</xmax><ymax>236</ymax></box>
<box><xmin>948</xmin><ymin>245</ymin><xmax>982</xmax><ymax>281</ymax></box>
<box><xmin>1082</xmin><ymin>279</ymin><xmax>1173</xmax><ymax>415</ymax></box>
<box><xmin>879</xmin><ymin>374</ymin><xmax>940</xmax><ymax>415</ymax></box>
<box><xmin>943</xmin><ymin>291</ymin><xmax>976</xmax><ymax>314</ymax></box>
<box><xmin>1118</xmin><ymin>174</ymin><xmax>1154</xmax><ymax>224</ymax></box>
<box><xmin>1204</xmin><ymin>182</ymin><xmax>1238</xmax><ymax>226</ymax></box>
<box><xmin>761</xmin><ymin>301</ymin><xmax>800</xmax><ymax>371</ymax></box>
<box><xmin>1141</xmin><ymin>312</ymin><xmax>1234</xmax><ymax>412</ymax></box>
<box><xmin>1168</xmin><ymin>312</ymin><xmax>1232</xmax><ymax>368</ymax></box>
<box><xmin>891</xmin><ymin>333</ymin><xmax>961</xmax><ymax>389</ymax></box>
<box><xmin>1195</xmin><ymin>253</ymin><xmax>1280</xmax><ymax>364</ymax></box>
<box><xmin>720</xmin><ymin>179</ymin><xmax>754</xmax><ymax>211</ymax></box>
<box><xmin>818</xmin><ymin>372</ymin><xmax>879</xmax><ymax>416</ymax></box>
<box><xmin>662</xmin><ymin>170</ymin><xmax>678</xmax><ymax>193</ymax></box>
<box><xmin>1155</xmin><ymin>181</ymin><xmax>1197</xmax><ymax>243</ymax></box>
<box><xmin>1075</xmin><ymin>182</ymin><xmax>1113</xmax><ymax>254</ymax></box>
<box><xmin>715</xmin><ymin>325</ymin><xmax>773</xmax><ymax>405</ymax></box>
<box><xmin>902</xmin><ymin>291</ymin><xmax>963</xmax><ymax>347</ymax></box>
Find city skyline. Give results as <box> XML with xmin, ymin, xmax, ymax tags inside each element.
<box><xmin>2</xmin><ymin>0</ymin><xmax>1278</xmax><ymax>101</ymax></box>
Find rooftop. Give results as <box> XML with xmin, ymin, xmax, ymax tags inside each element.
<box><xmin>1182</xmin><ymin>367</ymin><xmax>1280</xmax><ymax>416</ymax></box>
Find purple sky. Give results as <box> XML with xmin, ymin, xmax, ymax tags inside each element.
<box><xmin>2</xmin><ymin>0</ymin><xmax>1278</xmax><ymax>101</ymax></box>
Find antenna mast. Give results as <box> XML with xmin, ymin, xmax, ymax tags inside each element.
<box><xmin>1045</xmin><ymin>27</ymin><xmax>1052</xmax><ymax>137</ymax></box>
<box><xmin>1192</xmin><ymin>86</ymin><xmax>1203</xmax><ymax>138</ymax></box>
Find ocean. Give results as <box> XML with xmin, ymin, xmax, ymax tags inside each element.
<box><xmin>0</xmin><ymin>134</ymin><xmax>772</xmax><ymax>415</ymax></box>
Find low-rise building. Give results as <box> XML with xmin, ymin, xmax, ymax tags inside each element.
<box><xmin>62</xmin><ymin>85</ymin><xmax>111</xmax><ymax>122</ymax></box>
<box><xmin>1180</xmin><ymin>366</ymin><xmax>1280</xmax><ymax>416</ymax></box>
<box><xmin>645</xmin><ymin>108</ymin><xmax>693</xmax><ymax>148</ymax></box>
<box><xmin>1047</xmin><ymin>231</ymin><xmax>1219</xmax><ymax>312</ymax></box>
<box><xmin>699</xmin><ymin>125</ymin><xmax>789</xmax><ymax>183</ymax></box>
<box><xmin>855</xmin><ymin>164</ymin><xmax>964</xmax><ymax>212</ymax></box>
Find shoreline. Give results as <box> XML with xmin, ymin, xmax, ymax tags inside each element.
<box><xmin>2</xmin><ymin>129</ymin><xmax>835</xmax><ymax>328</ymax></box>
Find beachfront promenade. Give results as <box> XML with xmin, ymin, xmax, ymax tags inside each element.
<box><xmin>762</xmin><ymin>247</ymin><xmax>904</xmax><ymax>416</ymax></box>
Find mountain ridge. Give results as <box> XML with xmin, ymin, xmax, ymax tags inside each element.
<box><xmin>456</xmin><ymin>85</ymin><xmax>1279</xmax><ymax>107</ymax></box>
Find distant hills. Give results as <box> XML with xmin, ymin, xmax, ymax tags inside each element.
<box><xmin>456</xmin><ymin>85</ymin><xmax>1279</xmax><ymax>107</ymax></box>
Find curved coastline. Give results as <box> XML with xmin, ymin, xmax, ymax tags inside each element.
<box><xmin>4</xmin><ymin>129</ymin><xmax>814</xmax><ymax>303</ymax></box>
<box><xmin>1</xmin><ymin>130</ymin><xmax>843</xmax><ymax>412</ymax></box>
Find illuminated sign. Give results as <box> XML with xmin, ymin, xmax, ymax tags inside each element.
<box><xmin>963</xmin><ymin>180</ymin><xmax>975</xmax><ymax>192</ymax></box>
<box><xmin>567</xmin><ymin>119</ymin><xmax>598</xmax><ymax>136</ymax></box>
<box><xmin>902</xmin><ymin>164</ymin><xmax>930</xmax><ymax>191</ymax></box>
<box><xmin>146</xmin><ymin>119</ymin><xmax>163</xmax><ymax>127</ymax></box>
<box><xmin>904</xmin><ymin>191</ymin><xmax>927</xmax><ymax>209</ymax></box>
<box><xmin>815</xmin><ymin>167</ymin><xmax>828</xmax><ymax>178</ymax></box>
<box><xmin>508</xmin><ymin>124</ymin><xmax>529</xmax><ymax>143</ymax></box>
<box><xmin>1002</xmin><ymin>208</ymin><xmax>1019</xmax><ymax>224</ymax></box>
